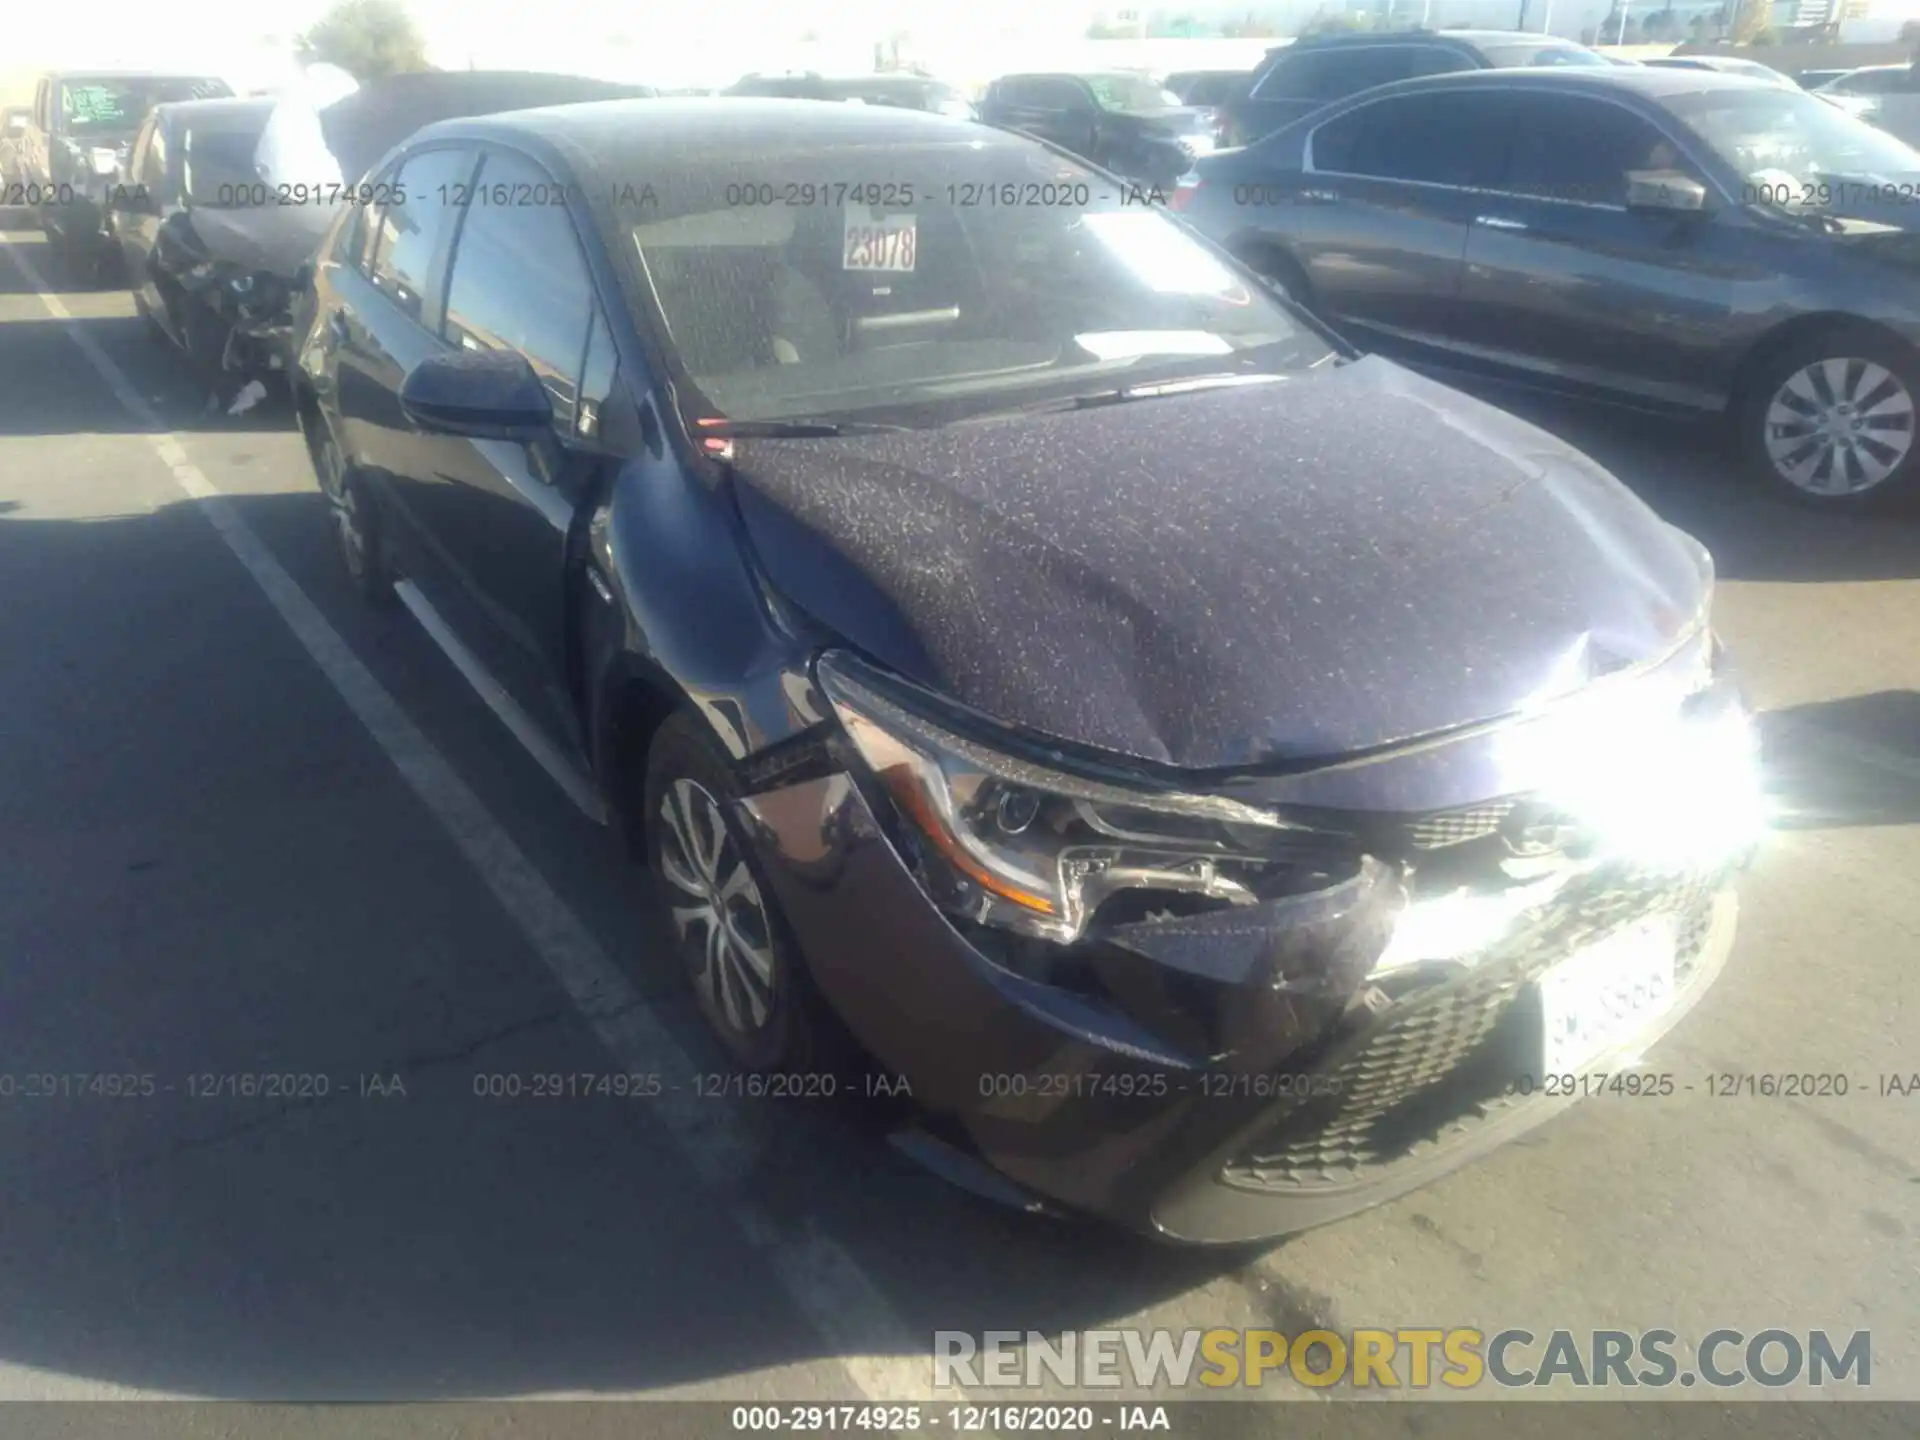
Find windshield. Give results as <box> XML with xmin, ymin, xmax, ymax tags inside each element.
<box><xmin>1824</xmin><ymin>67</ymin><xmax>1912</xmax><ymax>96</ymax></box>
<box><xmin>629</xmin><ymin>145</ymin><xmax>1327</xmax><ymax>428</ymax></box>
<box><xmin>183</xmin><ymin>123</ymin><xmax>272</xmax><ymax>205</ymax></box>
<box><xmin>1668</xmin><ymin>86</ymin><xmax>1920</xmax><ymax>201</ymax></box>
<box><xmin>60</xmin><ymin>77</ymin><xmax>231</xmax><ymax>134</ymax></box>
<box><xmin>1086</xmin><ymin>75</ymin><xmax>1185</xmax><ymax>112</ymax></box>
<box><xmin>1479</xmin><ymin>43</ymin><xmax>1610</xmax><ymax>68</ymax></box>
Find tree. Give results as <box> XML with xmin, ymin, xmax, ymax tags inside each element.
<box><xmin>1728</xmin><ymin>0</ymin><xmax>1771</xmax><ymax>45</ymax></box>
<box><xmin>295</xmin><ymin>0</ymin><xmax>431</xmax><ymax>82</ymax></box>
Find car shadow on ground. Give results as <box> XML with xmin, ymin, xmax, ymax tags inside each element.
<box><xmin>1439</xmin><ymin>375</ymin><xmax>1920</xmax><ymax>586</ymax></box>
<box><xmin>0</xmin><ymin>494</ymin><xmax>1299</xmax><ymax>1401</ymax></box>
<box><xmin>0</xmin><ymin>312</ymin><xmax>299</xmax><ymax>437</ymax></box>
<box><xmin>1759</xmin><ymin>691</ymin><xmax>1920</xmax><ymax>831</ymax></box>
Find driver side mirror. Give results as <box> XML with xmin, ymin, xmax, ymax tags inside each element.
<box><xmin>400</xmin><ymin>349</ymin><xmax>553</xmax><ymax>442</ymax></box>
<box><xmin>1625</xmin><ymin>170</ymin><xmax>1709</xmax><ymax>214</ymax></box>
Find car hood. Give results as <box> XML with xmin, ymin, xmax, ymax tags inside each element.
<box><xmin>727</xmin><ymin>355</ymin><xmax>1710</xmax><ymax>770</ymax></box>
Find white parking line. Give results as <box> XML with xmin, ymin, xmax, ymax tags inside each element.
<box><xmin>3</xmin><ymin>238</ymin><xmax>933</xmax><ymax>1403</ymax></box>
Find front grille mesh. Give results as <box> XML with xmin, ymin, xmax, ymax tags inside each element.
<box><xmin>1219</xmin><ymin>870</ymin><xmax>1722</xmax><ymax>1193</ymax></box>
<box><xmin>1405</xmin><ymin>801</ymin><xmax>1517</xmax><ymax>850</ymax></box>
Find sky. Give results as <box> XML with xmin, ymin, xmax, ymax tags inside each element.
<box><xmin>7</xmin><ymin>0</ymin><xmax>1920</xmax><ymax>100</ymax></box>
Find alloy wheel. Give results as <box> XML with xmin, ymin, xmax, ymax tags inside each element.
<box><xmin>657</xmin><ymin>778</ymin><xmax>778</xmax><ymax>1037</ymax></box>
<box><xmin>1762</xmin><ymin>357</ymin><xmax>1916</xmax><ymax>497</ymax></box>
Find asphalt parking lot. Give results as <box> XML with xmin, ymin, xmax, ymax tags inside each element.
<box><xmin>0</xmin><ymin>211</ymin><xmax>1916</xmax><ymax>1421</ymax></box>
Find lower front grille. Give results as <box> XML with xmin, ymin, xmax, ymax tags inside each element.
<box><xmin>1218</xmin><ymin>869</ymin><xmax>1723</xmax><ymax>1193</ymax></box>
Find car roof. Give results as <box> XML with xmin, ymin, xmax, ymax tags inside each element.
<box><xmin>1289</xmin><ymin>27</ymin><xmax>1587</xmax><ymax>46</ymax></box>
<box><xmin>154</xmin><ymin>96</ymin><xmax>276</xmax><ymax>127</ymax></box>
<box><xmin>415</xmin><ymin>96</ymin><xmax>1019</xmax><ymax>179</ymax></box>
<box><xmin>1382</xmin><ymin>64</ymin><xmax>1784</xmax><ymax>98</ymax></box>
<box><xmin>42</xmin><ymin>70</ymin><xmax>228</xmax><ymax>80</ymax></box>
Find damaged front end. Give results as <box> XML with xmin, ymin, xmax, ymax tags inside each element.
<box><xmin>740</xmin><ymin>641</ymin><xmax>1759</xmax><ymax>1244</ymax></box>
<box><xmin>192</xmin><ymin>267</ymin><xmax>298</xmax><ymax>381</ymax></box>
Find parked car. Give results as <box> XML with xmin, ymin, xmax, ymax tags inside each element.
<box><xmin>111</xmin><ymin>96</ymin><xmax>277</xmax><ymax>371</ymax></box>
<box><xmin>1813</xmin><ymin>63</ymin><xmax>1916</xmax><ymax>101</ymax></box>
<box><xmin>1643</xmin><ymin>55</ymin><xmax>1797</xmax><ymax>88</ymax></box>
<box><xmin>17</xmin><ymin>70</ymin><xmax>234</xmax><ymax>278</ymax></box>
<box><xmin>1790</xmin><ymin>67</ymin><xmax>1850</xmax><ymax>90</ymax></box>
<box><xmin>142</xmin><ymin>71</ymin><xmax>656</xmax><ymax>394</ymax></box>
<box><xmin>1162</xmin><ymin>68</ymin><xmax>1253</xmax><ymax>145</ymax></box>
<box><xmin>724</xmin><ymin>72</ymin><xmax>975</xmax><ymax>118</ymax></box>
<box><xmin>1177</xmin><ymin>67</ymin><xmax>1920</xmax><ymax>506</ymax></box>
<box><xmin>1216</xmin><ymin>29</ymin><xmax>1606</xmax><ymax>147</ymax></box>
<box><xmin>290</xmin><ymin>97</ymin><xmax>1756</xmax><ymax>1245</ymax></box>
<box><xmin>0</xmin><ymin>105</ymin><xmax>29</xmax><ymax>186</ymax></box>
<box><xmin>978</xmin><ymin>72</ymin><xmax>1216</xmax><ymax>186</ymax></box>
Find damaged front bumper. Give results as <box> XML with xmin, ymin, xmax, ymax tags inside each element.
<box><xmin>731</xmin><ymin>642</ymin><xmax>1757</xmax><ymax>1245</ymax></box>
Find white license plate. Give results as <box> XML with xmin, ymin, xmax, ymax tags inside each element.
<box><xmin>1536</xmin><ymin>917</ymin><xmax>1677</xmax><ymax>1077</ymax></box>
<box><xmin>842</xmin><ymin>204</ymin><xmax>917</xmax><ymax>273</ymax></box>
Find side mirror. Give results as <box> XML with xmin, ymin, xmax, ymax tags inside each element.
<box><xmin>1625</xmin><ymin>170</ymin><xmax>1709</xmax><ymax>214</ymax></box>
<box><xmin>400</xmin><ymin>349</ymin><xmax>553</xmax><ymax>442</ymax></box>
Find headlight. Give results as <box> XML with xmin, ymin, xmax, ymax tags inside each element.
<box><xmin>89</xmin><ymin>147</ymin><xmax>120</xmax><ymax>176</ymax></box>
<box><xmin>817</xmin><ymin>651</ymin><xmax>1352</xmax><ymax>944</ymax></box>
<box><xmin>1504</xmin><ymin>674</ymin><xmax>1764</xmax><ymax>873</ymax></box>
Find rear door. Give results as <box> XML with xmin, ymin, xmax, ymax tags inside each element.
<box><xmin>1453</xmin><ymin>89</ymin><xmax>1775</xmax><ymax>408</ymax></box>
<box><xmin>334</xmin><ymin>144</ymin><xmax>478</xmax><ymax>484</ymax></box>
<box><xmin>1289</xmin><ymin>88</ymin><xmax>1514</xmax><ymax>348</ymax></box>
<box><xmin>400</xmin><ymin>145</ymin><xmax>624</xmax><ymax>755</ymax></box>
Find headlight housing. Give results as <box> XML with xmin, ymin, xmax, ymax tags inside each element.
<box><xmin>816</xmin><ymin>651</ymin><xmax>1356</xmax><ymax>945</ymax></box>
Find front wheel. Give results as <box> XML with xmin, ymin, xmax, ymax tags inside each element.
<box><xmin>312</xmin><ymin>419</ymin><xmax>395</xmax><ymax>607</ymax></box>
<box><xmin>1737</xmin><ymin>327</ymin><xmax>1919</xmax><ymax>508</ymax></box>
<box><xmin>644</xmin><ymin>714</ymin><xmax>831</xmax><ymax>1073</ymax></box>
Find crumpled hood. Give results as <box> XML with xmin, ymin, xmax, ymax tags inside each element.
<box><xmin>727</xmin><ymin>355</ymin><xmax>1709</xmax><ymax>769</ymax></box>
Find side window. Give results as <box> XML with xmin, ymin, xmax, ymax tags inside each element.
<box><xmin>332</xmin><ymin>162</ymin><xmax>395</xmax><ymax>269</ymax></box>
<box><xmin>131</xmin><ymin>117</ymin><xmax>161</xmax><ymax>189</ymax></box>
<box><xmin>144</xmin><ymin>124</ymin><xmax>168</xmax><ymax>191</ymax></box>
<box><xmin>577</xmin><ymin>308</ymin><xmax>619</xmax><ymax>442</ymax></box>
<box><xmin>1290</xmin><ymin>46</ymin><xmax>1470</xmax><ymax>102</ymax></box>
<box><xmin>1043</xmin><ymin>79</ymin><xmax>1093</xmax><ymax>112</ymax></box>
<box><xmin>1504</xmin><ymin>94</ymin><xmax>1686</xmax><ymax>208</ymax></box>
<box><xmin>368</xmin><ymin>146</ymin><xmax>475</xmax><ymax>323</ymax></box>
<box><xmin>441</xmin><ymin>150</ymin><xmax>599</xmax><ymax>431</ymax></box>
<box><xmin>1312</xmin><ymin>92</ymin><xmax>1511</xmax><ymax>187</ymax></box>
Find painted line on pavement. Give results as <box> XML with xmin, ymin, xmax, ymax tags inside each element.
<box><xmin>3</xmin><ymin>237</ymin><xmax>933</xmax><ymax>1404</ymax></box>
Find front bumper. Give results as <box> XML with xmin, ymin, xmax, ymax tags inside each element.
<box><xmin>737</xmin><ymin>768</ymin><xmax>1742</xmax><ymax>1246</ymax></box>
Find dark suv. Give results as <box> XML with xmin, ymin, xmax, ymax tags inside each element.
<box><xmin>1219</xmin><ymin>30</ymin><xmax>1606</xmax><ymax>146</ymax></box>
<box><xmin>978</xmin><ymin>72</ymin><xmax>1218</xmax><ymax>186</ymax></box>
<box><xmin>18</xmin><ymin>70</ymin><xmax>234</xmax><ymax>277</ymax></box>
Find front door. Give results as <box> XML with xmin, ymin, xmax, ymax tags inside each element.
<box><xmin>1454</xmin><ymin>90</ymin><xmax>1779</xmax><ymax>410</ymax></box>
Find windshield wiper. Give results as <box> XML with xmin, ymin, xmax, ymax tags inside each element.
<box><xmin>996</xmin><ymin>371</ymin><xmax>1289</xmax><ymax>419</ymax></box>
<box><xmin>696</xmin><ymin>417</ymin><xmax>913</xmax><ymax>439</ymax></box>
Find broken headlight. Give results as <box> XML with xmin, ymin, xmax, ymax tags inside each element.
<box><xmin>816</xmin><ymin>650</ymin><xmax>1352</xmax><ymax>945</ymax></box>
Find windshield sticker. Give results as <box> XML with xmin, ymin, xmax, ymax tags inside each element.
<box><xmin>843</xmin><ymin>204</ymin><xmax>917</xmax><ymax>272</ymax></box>
<box><xmin>64</xmin><ymin>86</ymin><xmax>130</xmax><ymax>125</ymax></box>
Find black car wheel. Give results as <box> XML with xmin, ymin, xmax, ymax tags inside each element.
<box><xmin>1233</xmin><ymin>242</ymin><xmax>1317</xmax><ymax>314</ymax></box>
<box><xmin>312</xmin><ymin>421</ymin><xmax>395</xmax><ymax>606</ymax></box>
<box><xmin>1738</xmin><ymin>326</ymin><xmax>1920</xmax><ymax>507</ymax></box>
<box><xmin>644</xmin><ymin>714</ymin><xmax>829</xmax><ymax>1074</ymax></box>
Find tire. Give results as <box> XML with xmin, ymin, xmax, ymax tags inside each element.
<box><xmin>644</xmin><ymin>713</ymin><xmax>837</xmax><ymax>1074</ymax></box>
<box><xmin>132</xmin><ymin>287</ymin><xmax>169</xmax><ymax>345</ymax></box>
<box><xmin>1233</xmin><ymin>241</ymin><xmax>1318</xmax><ymax>314</ymax></box>
<box><xmin>1736</xmin><ymin>324</ymin><xmax>1920</xmax><ymax>509</ymax></box>
<box><xmin>312</xmin><ymin>418</ymin><xmax>395</xmax><ymax>607</ymax></box>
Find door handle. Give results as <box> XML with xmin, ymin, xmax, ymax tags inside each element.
<box><xmin>1474</xmin><ymin>214</ymin><xmax>1529</xmax><ymax>232</ymax></box>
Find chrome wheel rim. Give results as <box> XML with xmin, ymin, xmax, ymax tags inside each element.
<box><xmin>1764</xmin><ymin>357</ymin><xmax>1915</xmax><ymax>496</ymax></box>
<box><xmin>658</xmin><ymin>778</ymin><xmax>776</xmax><ymax>1036</ymax></box>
